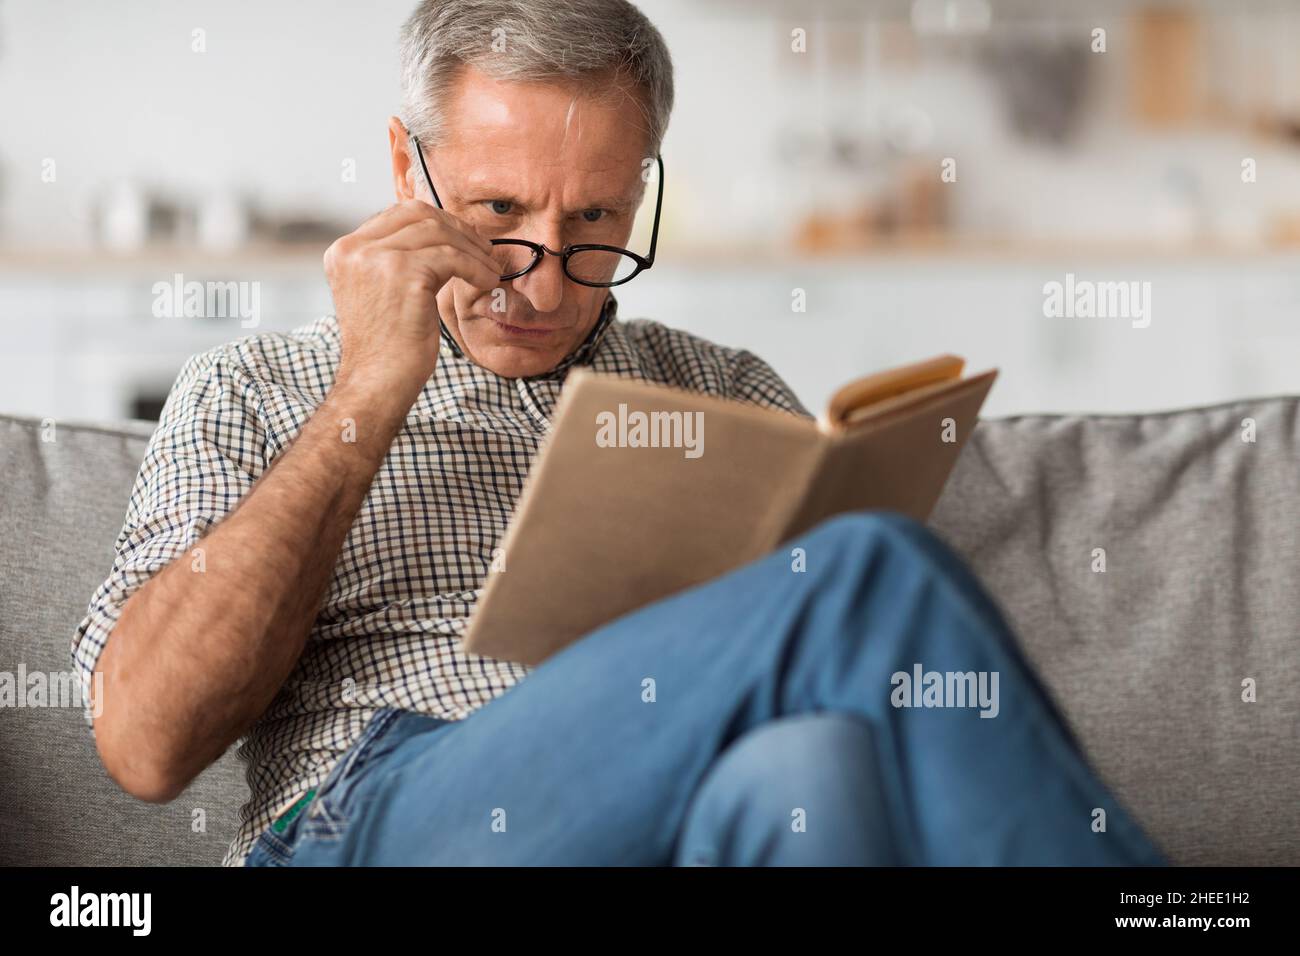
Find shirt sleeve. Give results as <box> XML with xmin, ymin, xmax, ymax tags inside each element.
<box><xmin>726</xmin><ymin>349</ymin><xmax>813</xmax><ymax>420</ymax></box>
<box><xmin>70</xmin><ymin>348</ymin><xmax>273</xmax><ymax>729</ymax></box>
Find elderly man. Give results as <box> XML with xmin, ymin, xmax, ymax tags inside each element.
<box><xmin>74</xmin><ymin>0</ymin><xmax>1164</xmax><ymax>867</ymax></box>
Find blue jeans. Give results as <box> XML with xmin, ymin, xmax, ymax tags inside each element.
<box><xmin>245</xmin><ymin>513</ymin><xmax>1166</xmax><ymax>866</ymax></box>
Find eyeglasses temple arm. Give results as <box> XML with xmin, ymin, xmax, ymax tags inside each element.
<box><xmin>409</xmin><ymin>134</ymin><xmax>445</xmax><ymax>210</ymax></box>
<box><xmin>645</xmin><ymin>154</ymin><xmax>664</xmax><ymax>265</ymax></box>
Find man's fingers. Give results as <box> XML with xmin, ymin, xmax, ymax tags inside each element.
<box><xmin>381</xmin><ymin>218</ymin><xmax>501</xmax><ymax>275</ymax></box>
<box><xmin>353</xmin><ymin>200</ymin><xmax>495</xmax><ymax>259</ymax></box>
<box><xmin>351</xmin><ymin>200</ymin><xmax>436</xmax><ymax>240</ymax></box>
<box><xmin>406</xmin><ymin>246</ymin><xmax>501</xmax><ymax>293</ymax></box>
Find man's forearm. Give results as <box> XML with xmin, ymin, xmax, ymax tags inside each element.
<box><xmin>94</xmin><ymin>372</ymin><xmax>416</xmax><ymax>801</ymax></box>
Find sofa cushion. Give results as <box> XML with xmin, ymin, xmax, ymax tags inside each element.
<box><xmin>931</xmin><ymin>396</ymin><xmax>1300</xmax><ymax>866</ymax></box>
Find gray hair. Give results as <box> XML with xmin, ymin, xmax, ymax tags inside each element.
<box><xmin>398</xmin><ymin>0</ymin><xmax>674</xmax><ymax>160</ymax></box>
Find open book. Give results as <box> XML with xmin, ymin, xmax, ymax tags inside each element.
<box><xmin>463</xmin><ymin>354</ymin><xmax>997</xmax><ymax>664</ymax></box>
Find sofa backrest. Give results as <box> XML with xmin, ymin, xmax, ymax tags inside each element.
<box><xmin>0</xmin><ymin>415</ymin><xmax>248</xmax><ymax>866</ymax></box>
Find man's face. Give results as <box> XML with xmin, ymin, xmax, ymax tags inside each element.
<box><xmin>389</xmin><ymin>66</ymin><xmax>651</xmax><ymax>379</ymax></box>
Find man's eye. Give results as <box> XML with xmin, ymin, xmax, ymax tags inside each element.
<box><xmin>485</xmin><ymin>200</ymin><xmax>514</xmax><ymax>215</ymax></box>
<box><xmin>580</xmin><ymin>209</ymin><xmax>605</xmax><ymax>223</ymax></box>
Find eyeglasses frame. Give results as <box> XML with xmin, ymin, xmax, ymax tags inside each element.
<box><xmin>408</xmin><ymin>134</ymin><xmax>663</xmax><ymax>289</ymax></box>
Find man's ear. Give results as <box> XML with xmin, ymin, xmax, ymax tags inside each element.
<box><xmin>388</xmin><ymin>116</ymin><xmax>418</xmax><ymax>202</ymax></box>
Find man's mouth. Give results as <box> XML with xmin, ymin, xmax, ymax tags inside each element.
<box><xmin>490</xmin><ymin>318</ymin><xmax>560</xmax><ymax>339</ymax></box>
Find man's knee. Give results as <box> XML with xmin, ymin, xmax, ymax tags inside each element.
<box><xmin>814</xmin><ymin>510</ymin><xmax>935</xmax><ymax>550</ymax></box>
<box><xmin>703</xmin><ymin>713</ymin><xmax>874</xmax><ymax>791</ymax></box>
<box><xmin>675</xmin><ymin>714</ymin><xmax>898</xmax><ymax>865</ymax></box>
<box><xmin>797</xmin><ymin>510</ymin><xmax>950</xmax><ymax>585</ymax></box>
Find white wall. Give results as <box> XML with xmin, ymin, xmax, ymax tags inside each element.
<box><xmin>2</xmin><ymin>0</ymin><xmax>1299</xmax><ymax>422</ymax></box>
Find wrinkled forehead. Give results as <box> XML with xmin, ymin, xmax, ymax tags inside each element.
<box><xmin>435</xmin><ymin>65</ymin><xmax>652</xmax><ymax>182</ymax></box>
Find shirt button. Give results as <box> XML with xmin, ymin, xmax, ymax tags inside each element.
<box><xmin>439</xmin><ymin>345</ymin><xmax>452</xmax><ymax>358</ymax></box>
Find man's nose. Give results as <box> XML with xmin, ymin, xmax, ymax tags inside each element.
<box><xmin>512</xmin><ymin>231</ymin><xmax>567</xmax><ymax>314</ymax></box>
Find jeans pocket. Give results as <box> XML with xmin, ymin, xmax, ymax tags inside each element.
<box><xmin>298</xmin><ymin>707</ymin><xmax>453</xmax><ymax>845</ymax></box>
<box><xmin>299</xmin><ymin>707</ymin><xmax>408</xmax><ymax>841</ymax></box>
<box><xmin>245</xmin><ymin>826</ymin><xmax>294</xmax><ymax>867</ymax></box>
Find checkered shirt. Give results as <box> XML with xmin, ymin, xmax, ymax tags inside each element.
<box><xmin>72</xmin><ymin>297</ymin><xmax>809</xmax><ymax>865</ymax></box>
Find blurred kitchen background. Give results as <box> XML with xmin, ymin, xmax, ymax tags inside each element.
<box><xmin>1</xmin><ymin>0</ymin><xmax>1299</xmax><ymax>421</ymax></box>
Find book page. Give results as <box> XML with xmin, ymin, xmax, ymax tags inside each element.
<box><xmin>777</xmin><ymin>371</ymin><xmax>997</xmax><ymax>543</ymax></box>
<box><xmin>819</xmin><ymin>354</ymin><xmax>966</xmax><ymax>433</ymax></box>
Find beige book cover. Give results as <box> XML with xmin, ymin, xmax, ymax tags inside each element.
<box><xmin>463</xmin><ymin>354</ymin><xmax>997</xmax><ymax>665</ymax></box>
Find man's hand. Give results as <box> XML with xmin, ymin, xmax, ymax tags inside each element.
<box><xmin>324</xmin><ymin>199</ymin><xmax>501</xmax><ymax>404</ymax></box>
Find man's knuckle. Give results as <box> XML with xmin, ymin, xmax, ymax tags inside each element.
<box><xmin>324</xmin><ymin>238</ymin><xmax>350</xmax><ymax>274</ymax></box>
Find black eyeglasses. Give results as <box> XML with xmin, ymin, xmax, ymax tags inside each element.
<box><xmin>409</xmin><ymin>134</ymin><xmax>662</xmax><ymax>288</ymax></box>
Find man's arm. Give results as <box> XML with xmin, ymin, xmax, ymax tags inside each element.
<box><xmin>93</xmin><ymin>373</ymin><xmax>407</xmax><ymax>801</ymax></box>
<box><xmin>92</xmin><ymin>200</ymin><xmax>501</xmax><ymax>801</ymax></box>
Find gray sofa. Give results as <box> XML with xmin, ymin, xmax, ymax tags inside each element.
<box><xmin>1</xmin><ymin>398</ymin><xmax>1297</xmax><ymax>866</ymax></box>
